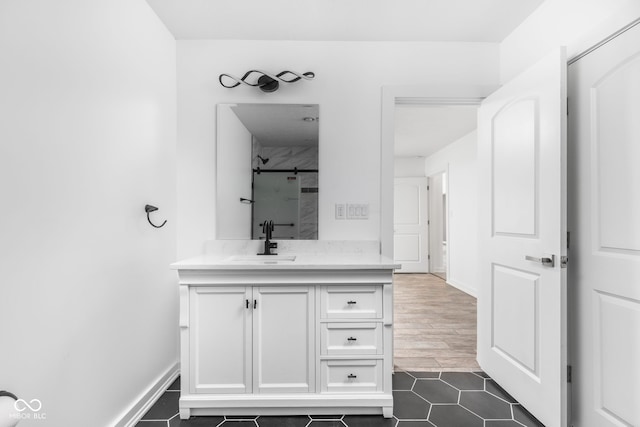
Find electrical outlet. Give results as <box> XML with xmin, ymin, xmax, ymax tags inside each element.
<box><xmin>335</xmin><ymin>203</ymin><xmax>346</xmax><ymax>219</ymax></box>
<box><xmin>347</xmin><ymin>203</ymin><xmax>369</xmax><ymax>219</ymax></box>
<box><xmin>347</xmin><ymin>204</ymin><xmax>356</xmax><ymax>219</ymax></box>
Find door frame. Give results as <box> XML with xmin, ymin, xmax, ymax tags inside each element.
<box><xmin>427</xmin><ymin>170</ymin><xmax>448</xmax><ymax>278</ymax></box>
<box><xmin>380</xmin><ymin>85</ymin><xmax>498</xmax><ymax>259</ymax></box>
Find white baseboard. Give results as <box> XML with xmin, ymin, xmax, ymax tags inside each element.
<box><xmin>112</xmin><ymin>361</ymin><xmax>180</xmax><ymax>427</ymax></box>
<box><xmin>446</xmin><ymin>278</ymin><xmax>477</xmax><ymax>298</ymax></box>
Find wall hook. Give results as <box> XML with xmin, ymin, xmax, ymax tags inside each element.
<box><xmin>145</xmin><ymin>204</ymin><xmax>167</xmax><ymax>228</ymax></box>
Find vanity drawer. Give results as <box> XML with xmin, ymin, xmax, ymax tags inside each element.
<box><xmin>320</xmin><ymin>286</ymin><xmax>382</xmax><ymax>319</ymax></box>
<box><xmin>320</xmin><ymin>322</ymin><xmax>383</xmax><ymax>355</ymax></box>
<box><xmin>320</xmin><ymin>359</ymin><xmax>383</xmax><ymax>393</ymax></box>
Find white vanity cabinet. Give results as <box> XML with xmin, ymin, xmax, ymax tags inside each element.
<box><xmin>188</xmin><ymin>286</ymin><xmax>314</xmax><ymax>396</ymax></box>
<box><xmin>188</xmin><ymin>286</ymin><xmax>252</xmax><ymax>395</ymax></box>
<box><xmin>174</xmin><ymin>259</ymin><xmax>396</xmax><ymax>420</ymax></box>
<box><xmin>252</xmin><ymin>286</ymin><xmax>315</xmax><ymax>394</ymax></box>
<box><xmin>319</xmin><ymin>285</ymin><xmax>388</xmax><ymax>395</ymax></box>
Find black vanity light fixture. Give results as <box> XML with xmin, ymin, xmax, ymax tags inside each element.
<box><xmin>145</xmin><ymin>204</ymin><xmax>167</xmax><ymax>229</ymax></box>
<box><xmin>218</xmin><ymin>70</ymin><xmax>315</xmax><ymax>93</ymax></box>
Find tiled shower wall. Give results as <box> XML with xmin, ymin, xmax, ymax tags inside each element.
<box><xmin>253</xmin><ymin>141</ymin><xmax>318</xmax><ymax>239</ymax></box>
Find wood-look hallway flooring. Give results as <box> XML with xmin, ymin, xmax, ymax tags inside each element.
<box><xmin>393</xmin><ymin>273</ymin><xmax>481</xmax><ymax>372</ymax></box>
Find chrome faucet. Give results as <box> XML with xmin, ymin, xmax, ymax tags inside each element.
<box><xmin>259</xmin><ymin>220</ymin><xmax>277</xmax><ymax>255</ymax></box>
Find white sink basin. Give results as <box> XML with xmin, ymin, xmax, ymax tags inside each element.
<box><xmin>226</xmin><ymin>255</ymin><xmax>297</xmax><ymax>263</ymax></box>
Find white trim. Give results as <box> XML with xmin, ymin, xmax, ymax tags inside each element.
<box><xmin>446</xmin><ymin>278</ymin><xmax>478</xmax><ymax>299</ymax></box>
<box><xmin>395</xmin><ymin>97</ymin><xmax>486</xmax><ymax>106</ymax></box>
<box><xmin>380</xmin><ymin>85</ymin><xmax>499</xmax><ymax>259</ymax></box>
<box><xmin>568</xmin><ymin>18</ymin><xmax>640</xmax><ymax>65</ymax></box>
<box><xmin>427</xmin><ymin>169</ymin><xmax>447</xmax><ymax>276</ymax></box>
<box><xmin>567</xmin><ymin>4</ymin><xmax>640</xmax><ymax>66</ymax></box>
<box><xmin>112</xmin><ymin>362</ymin><xmax>180</xmax><ymax>427</ymax></box>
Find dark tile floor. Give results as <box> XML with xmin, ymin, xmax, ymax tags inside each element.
<box><xmin>136</xmin><ymin>371</ymin><xmax>544</xmax><ymax>427</ymax></box>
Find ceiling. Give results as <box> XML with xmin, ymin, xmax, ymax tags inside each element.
<box><xmin>231</xmin><ymin>104</ymin><xmax>319</xmax><ymax>147</ymax></box>
<box><xmin>145</xmin><ymin>0</ymin><xmax>544</xmax><ymax>42</ymax></box>
<box><xmin>394</xmin><ymin>105</ymin><xmax>478</xmax><ymax>158</ymax></box>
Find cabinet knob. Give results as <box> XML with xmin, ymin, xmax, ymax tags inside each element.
<box><xmin>347</xmin><ymin>337</ymin><xmax>357</xmax><ymax>342</ymax></box>
<box><xmin>347</xmin><ymin>374</ymin><xmax>357</xmax><ymax>379</ymax></box>
<box><xmin>347</xmin><ymin>300</ymin><xmax>357</xmax><ymax>305</ymax></box>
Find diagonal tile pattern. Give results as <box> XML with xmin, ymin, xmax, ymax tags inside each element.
<box><xmin>136</xmin><ymin>372</ymin><xmax>545</xmax><ymax>427</ymax></box>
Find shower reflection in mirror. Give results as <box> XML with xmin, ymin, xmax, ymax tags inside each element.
<box><xmin>216</xmin><ymin>103</ymin><xmax>319</xmax><ymax>240</ymax></box>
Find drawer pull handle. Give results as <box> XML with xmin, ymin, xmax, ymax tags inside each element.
<box><xmin>348</xmin><ymin>374</ymin><xmax>357</xmax><ymax>379</ymax></box>
<box><xmin>246</xmin><ymin>299</ymin><xmax>249</xmax><ymax>309</ymax></box>
<box><xmin>347</xmin><ymin>337</ymin><xmax>357</xmax><ymax>342</ymax></box>
<box><xmin>347</xmin><ymin>300</ymin><xmax>357</xmax><ymax>305</ymax></box>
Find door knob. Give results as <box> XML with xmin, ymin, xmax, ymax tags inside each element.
<box><xmin>525</xmin><ymin>254</ymin><xmax>555</xmax><ymax>267</ymax></box>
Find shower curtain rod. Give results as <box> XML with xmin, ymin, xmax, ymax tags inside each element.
<box><xmin>253</xmin><ymin>167</ymin><xmax>318</xmax><ymax>174</ymax></box>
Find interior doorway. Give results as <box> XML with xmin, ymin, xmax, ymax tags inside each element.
<box><xmin>391</xmin><ymin>96</ymin><xmax>486</xmax><ymax>372</ymax></box>
<box><xmin>428</xmin><ymin>171</ymin><xmax>447</xmax><ymax>280</ymax></box>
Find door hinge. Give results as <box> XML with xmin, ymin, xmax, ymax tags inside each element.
<box><xmin>567</xmin><ymin>365</ymin><xmax>572</xmax><ymax>383</ymax></box>
<box><xmin>561</xmin><ymin>256</ymin><xmax>569</xmax><ymax>268</ymax></box>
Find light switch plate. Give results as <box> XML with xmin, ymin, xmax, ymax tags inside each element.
<box><xmin>347</xmin><ymin>203</ymin><xmax>369</xmax><ymax>220</ymax></box>
<box><xmin>335</xmin><ymin>203</ymin><xmax>346</xmax><ymax>219</ymax></box>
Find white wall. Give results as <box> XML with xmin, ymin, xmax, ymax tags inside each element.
<box><xmin>500</xmin><ymin>0</ymin><xmax>639</xmax><ymax>82</ymax></box>
<box><xmin>424</xmin><ymin>131</ymin><xmax>478</xmax><ymax>296</ymax></box>
<box><xmin>394</xmin><ymin>157</ymin><xmax>426</xmax><ymax>177</ymax></box>
<box><xmin>0</xmin><ymin>1</ymin><xmax>177</xmax><ymax>426</ymax></box>
<box><xmin>177</xmin><ymin>41</ymin><xmax>499</xmax><ymax>258</ymax></box>
<box><xmin>216</xmin><ymin>105</ymin><xmax>253</xmax><ymax>239</ymax></box>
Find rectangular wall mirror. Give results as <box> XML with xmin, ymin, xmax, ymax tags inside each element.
<box><xmin>216</xmin><ymin>103</ymin><xmax>319</xmax><ymax>240</ymax></box>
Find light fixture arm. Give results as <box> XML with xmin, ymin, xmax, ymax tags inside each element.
<box><xmin>219</xmin><ymin>70</ymin><xmax>315</xmax><ymax>92</ymax></box>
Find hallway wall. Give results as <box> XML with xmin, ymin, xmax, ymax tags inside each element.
<box><xmin>424</xmin><ymin>131</ymin><xmax>479</xmax><ymax>296</ymax></box>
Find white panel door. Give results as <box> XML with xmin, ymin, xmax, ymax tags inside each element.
<box><xmin>253</xmin><ymin>286</ymin><xmax>314</xmax><ymax>394</ymax></box>
<box><xmin>190</xmin><ymin>286</ymin><xmax>252</xmax><ymax>394</ymax></box>
<box><xmin>478</xmin><ymin>48</ymin><xmax>567</xmax><ymax>427</ymax></box>
<box><xmin>394</xmin><ymin>177</ymin><xmax>429</xmax><ymax>273</ymax></box>
<box><xmin>569</xmin><ymin>23</ymin><xmax>640</xmax><ymax>427</ymax></box>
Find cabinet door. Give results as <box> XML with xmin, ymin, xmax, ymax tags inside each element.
<box><xmin>253</xmin><ymin>286</ymin><xmax>315</xmax><ymax>394</ymax></box>
<box><xmin>190</xmin><ymin>286</ymin><xmax>252</xmax><ymax>394</ymax></box>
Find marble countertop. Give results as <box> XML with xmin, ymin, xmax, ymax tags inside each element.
<box><xmin>171</xmin><ymin>240</ymin><xmax>400</xmax><ymax>270</ymax></box>
<box><xmin>171</xmin><ymin>253</ymin><xmax>399</xmax><ymax>270</ymax></box>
